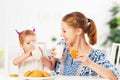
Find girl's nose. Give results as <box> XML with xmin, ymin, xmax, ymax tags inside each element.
<box><xmin>60</xmin><ymin>33</ymin><xmax>63</xmax><ymax>37</ymax></box>
<box><xmin>31</xmin><ymin>42</ymin><xmax>37</xmax><ymax>47</ymax></box>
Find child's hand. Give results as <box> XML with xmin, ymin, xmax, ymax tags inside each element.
<box><xmin>38</xmin><ymin>47</ymin><xmax>43</xmax><ymax>56</ymax></box>
<box><xmin>25</xmin><ymin>46</ymin><xmax>35</xmax><ymax>57</ymax></box>
<box><xmin>32</xmin><ymin>46</ymin><xmax>42</xmax><ymax>60</ymax></box>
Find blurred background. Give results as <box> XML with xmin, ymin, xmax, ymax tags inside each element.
<box><xmin>0</xmin><ymin>0</ymin><xmax>120</xmax><ymax>74</ymax></box>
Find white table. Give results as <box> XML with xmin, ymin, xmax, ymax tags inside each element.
<box><xmin>0</xmin><ymin>76</ymin><xmax>109</xmax><ymax>80</ymax></box>
<box><xmin>0</xmin><ymin>69</ymin><xmax>112</xmax><ymax>80</ymax></box>
<box><xmin>55</xmin><ymin>76</ymin><xmax>109</xmax><ymax>80</ymax></box>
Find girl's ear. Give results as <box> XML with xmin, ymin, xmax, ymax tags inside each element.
<box><xmin>76</xmin><ymin>28</ymin><xmax>82</xmax><ymax>35</ymax></box>
<box><xmin>20</xmin><ymin>44</ymin><xmax>23</xmax><ymax>48</ymax></box>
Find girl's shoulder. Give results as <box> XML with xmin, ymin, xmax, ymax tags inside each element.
<box><xmin>17</xmin><ymin>49</ymin><xmax>24</xmax><ymax>55</ymax></box>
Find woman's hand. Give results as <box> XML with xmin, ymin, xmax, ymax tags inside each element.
<box><xmin>50</xmin><ymin>47</ymin><xmax>57</xmax><ymax>59</ymax></box>
<box><xmin>74</xmin><ymin>52</ymin><xmax>91</xmax><ymax>66</ymax></box>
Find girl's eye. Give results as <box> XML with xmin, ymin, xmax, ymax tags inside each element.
<box><xmin>27</xmin><ymin>42</ymin><xmax>30</xmax><ymax>45</ymax></box>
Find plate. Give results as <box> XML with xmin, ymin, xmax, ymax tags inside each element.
<box><xmin>23</xmin><ymin>76</ymin><xmax>55</xmax><ymax>80</ymax></box>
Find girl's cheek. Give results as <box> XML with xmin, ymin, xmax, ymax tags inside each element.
<box><xmin>26</xmin><ymin>45</ymin><xmax>31</xmax><ymax>49</ymax></box>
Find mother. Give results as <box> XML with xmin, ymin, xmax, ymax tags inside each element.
<box><xmin>42</xmin><ymin>11</ymin><xmax>119</xmax><ymax>80</ymax></box>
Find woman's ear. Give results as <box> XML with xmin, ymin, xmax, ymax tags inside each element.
<box><xmin>76</xmin><ymin>28</ymin><xmax>82</xmax><ymax>35</ymax></box>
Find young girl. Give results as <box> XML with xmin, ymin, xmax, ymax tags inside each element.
<box><xmin>13</xmin><ymin>28</ymin><xmax>44</xmax><ymax>76</ymax></box>
<box><xmin>43</xmin><ymin>12</ymin><xmax>120</xmax><ymax>80</ymax></box>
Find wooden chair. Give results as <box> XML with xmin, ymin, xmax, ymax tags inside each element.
<box><xmin>110</xmin><ymin>43</ymin><xmax>120</xmax><ymax>69</ymax></box>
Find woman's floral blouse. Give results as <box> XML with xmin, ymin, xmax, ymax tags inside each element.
<box><xmin>54</xmin><ymin>38</ymin><xmax>119</xmax><ymax>79</ymax></box>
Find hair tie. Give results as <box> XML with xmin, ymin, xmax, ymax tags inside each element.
<box><xmin>87</xmin><ymin>18</ymin><xmax>91</xmax><ymax>29</ymax></box>
<box><xmin>15</xmin><ymin>27</ymin><xmax>35</xmax><ymax>35</ymax></box>
<box><xmin>32</xmin><ymin>27</ymin><xmax>35</xmax><ymax>32</ymax></box>
<box><xmin>84</xmin><ymin>19</ymin><xmax>91</xmax><ymax>33</ymax></box>
<box><xmin>15</xmin><ymin>30</ymin><xmax>21</xmax><ymax>35</ymax></box>
<box><xmin>88</xmin><ymin>18</ymin><xmax>90</xmax><ymax>22</ymax></box>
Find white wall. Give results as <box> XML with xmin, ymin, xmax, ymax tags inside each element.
<box><xmin>0</xmin><ymin>0</ymin><xmax>120</xmax><ymax>73</ymax></box>
<box><xmin>1</xmin><ymin>0</ymin><xmax>119</xmax><ymax>48</ymax></box>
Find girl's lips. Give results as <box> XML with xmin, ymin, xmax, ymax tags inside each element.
<box><xmin>64</xmin><ymin>38</ymin><xmax>67</xmax><ymax>42</ymax></box>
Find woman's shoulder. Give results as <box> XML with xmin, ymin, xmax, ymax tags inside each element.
<box><xmin>90</xmin><ymin>48</ymin><xmax>105</xmax><ymax>55</ymax></box>
<box><xmin>57</xmin><ymin>37</ymin><xmax>66</xmax><ymax>45</ymax></box>
<box><xmin>89</xmin><ymin>48</ymin><xmax>106</xmax><ymax>60</ymax></box>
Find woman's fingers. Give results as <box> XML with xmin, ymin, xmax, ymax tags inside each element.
<box><xmin>50</xmin><ymin>48</ymin><xmax>57</xmax><ymax>59</ymax></box>
<box><xmin>75</xmin><ymin>53</ymin><xmax>90</xmax><ymax>65</ymax></box>
<box><xmin>75</xmin><ymin>53</ymin><xmax>86</xmax><ymax>61</ymax></box>
<box><xmin>76</xmin><ymin>53</ymin><xmax>84</xmax><ymax>58</ymax></box>
<box><xmin>52</xmin><ymin>47</ymin><xmax>56</xmax><ymax>51</ymax></box>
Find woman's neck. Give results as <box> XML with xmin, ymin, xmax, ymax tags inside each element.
<box><xmin>72</xmin><ymin>35</ymin><xmax>92</xmax><ymax>54</ymax></box>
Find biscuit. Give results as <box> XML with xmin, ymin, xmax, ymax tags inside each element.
<box><xmin>9</xmin><ymin>74</ymin><xmax>18</xmax><ymax>77</ymax></box>
<box><xmin>29</xmin><ymin>70</ymin><xmax>43</xmax><ymax>77</ymax></box>
<box><xmin>42</xmin><ymin>71</ymin><xmax>51</xmax><ymax>77</ymax></box>
<box><xmin>70</xmin><ymin>49</ymin><xmax>78</xmax><ymax>58</ymax></box>
<box><xmin>24</xmin><ymin>71</ymin><xmax>32</xmax><ymax>77</ymax></box>
<box><xmin>24</xmin><ymin>70</ymin><xmax>51</xmax><ymax>77</ymax></box>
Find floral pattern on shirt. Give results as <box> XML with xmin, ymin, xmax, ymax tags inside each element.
<box><xmin>54</xmin><ymin>38</ymin><xmax>120</xmax><ymax>78</ymax></box>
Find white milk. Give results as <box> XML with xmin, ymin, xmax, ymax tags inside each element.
<box><xmin>32</xmin><ymin>47</ymin><xmax>42</xmax><ymax>60</ymax></box>
<box><xmin>55</xmin><ymin>44</ymin><xmax>64</xmax><ymax>59</ymax></box>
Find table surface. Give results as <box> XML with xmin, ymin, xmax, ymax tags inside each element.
<box><xmin>0</xmin><ymin>69</ymin><xmax>115</xmax><ymax>80</ymax></box>
<box><xmin>0</xmin><ymin>76</ymin><xmax>110</xmax><ymax>80</ymax></box>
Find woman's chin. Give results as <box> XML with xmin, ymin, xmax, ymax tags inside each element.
<box><xmin>66</xmin><ymin>42</ymin><xmax>71</xmax><ymax>46</ymax></box>
<box><xmin>65</xmin><ymin>41</ymin><xmax>69</xmax><ymax>45</ymax></box>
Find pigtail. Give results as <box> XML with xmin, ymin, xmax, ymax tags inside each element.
<box><xmin>87</xmin><ymin>19</ymin><xmax>97</xmax><ymax>45</ymax></box>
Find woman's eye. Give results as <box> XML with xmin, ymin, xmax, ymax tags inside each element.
<box><xmin>63</xmin><ymin>31</ymin><xmax>66</xmax><ymax>33</ymax></box>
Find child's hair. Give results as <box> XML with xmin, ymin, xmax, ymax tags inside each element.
<box><xmin>62</xmin><ymin>11</ymin><xmax>97</xmax><ymax>45</ymax></box>
<box><xmin>17</xmin><ymin>30</ymin><xmax>36</xmax><ymax>45</ymax></box>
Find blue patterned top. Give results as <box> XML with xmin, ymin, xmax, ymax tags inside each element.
<box><xmin>54</xmin><ymin>38</ymin><xmax>120</xmax><ymax>78</ymax></box>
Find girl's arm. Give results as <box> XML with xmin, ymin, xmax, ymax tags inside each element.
<box><xmin>13</xmin><ymin>53</ymin><xmax>30</xmax><ymax>65</ymax></box>
<box><xmin>41</xmin><ymin>47</ymin><xmax>57</xmax><ymax>70</ymax></box>
<box><xmin>13</xmin><ymin>45</ymin><xmax>34</xmax><ymax>65</ymax></box>
<box><xmin>41</xmin><ymin>56</ymin><xmax>56</xmax><ymax>70</ymax></box>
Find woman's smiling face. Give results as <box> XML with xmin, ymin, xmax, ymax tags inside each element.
<box><xmin>61</xmin><ymin>22</ymin><xmax>77</xmax><ymax>46</ymax></box>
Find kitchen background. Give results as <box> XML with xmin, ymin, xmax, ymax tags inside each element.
<box><xmin>0</xmin><ymin>0</ymin><xmax>120</xmax><ymax>74</ymax></box>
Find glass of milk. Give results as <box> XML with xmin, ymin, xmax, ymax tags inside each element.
<box><xmin>54</xmin><ymin>44</ymin><xmax>64</xmax><ymax>59</ymax></box>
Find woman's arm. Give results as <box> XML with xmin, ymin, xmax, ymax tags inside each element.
<box><xmin>76</xmin><ymin>52</ymin><xmax>118</xmax><ymax>80</ymax></box>
<box><xmin>87</xmin><ymin>60</ymin><xmax>117</xmax><ymax>80</ymax></box>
